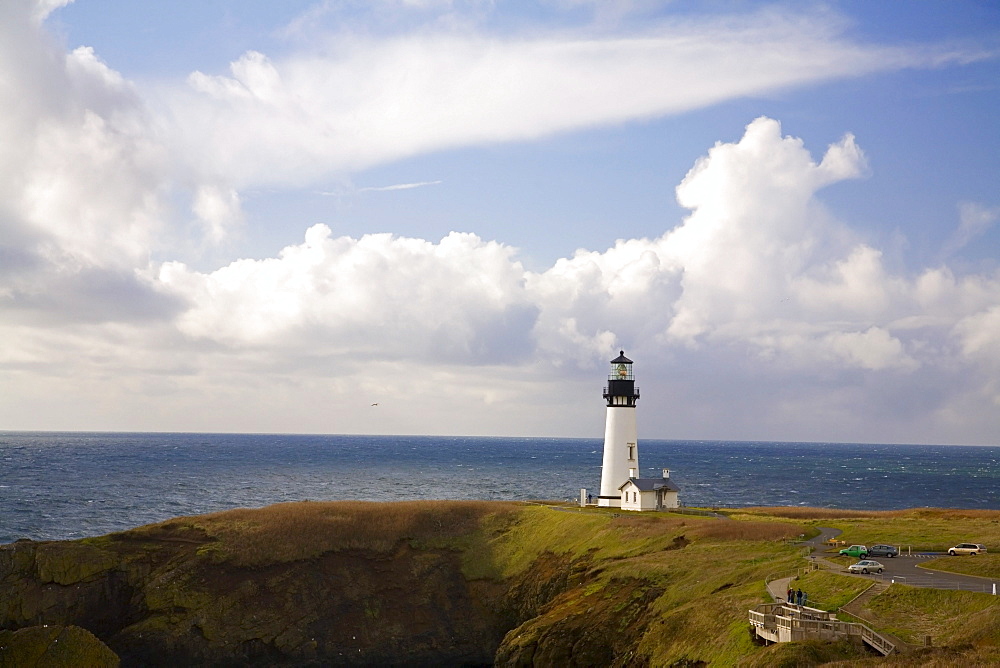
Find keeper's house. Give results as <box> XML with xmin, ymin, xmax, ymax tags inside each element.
<box><xmin>619</xmin><ymin>468</ymin><xmax>680</xmax><ymax>512</ymax></box>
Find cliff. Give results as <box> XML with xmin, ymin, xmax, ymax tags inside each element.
<box><xmin>3</xmin><ymin>501</ymin><xmax>999</xmax><ymax>666</ymax></box>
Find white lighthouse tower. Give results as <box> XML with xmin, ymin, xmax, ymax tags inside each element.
<box><xmin>598</xmin><ymin>351</ymin><xmax>639</xmax><ymax>507</ymax></box>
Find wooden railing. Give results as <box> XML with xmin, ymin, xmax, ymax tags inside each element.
<box><xmin>860</xmin><ymin>624</ymin><xmax>895</xmax><ymax>655</ymax></box>
<box><xmin>748</xmin><ymin>604</ymin><xmax>895</xmax><ymax>655</ymax></box>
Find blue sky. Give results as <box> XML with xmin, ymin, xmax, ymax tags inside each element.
<box><xmin>2</xmin><ymin>0</ymin><xmax>999</xmax><ymax>444</ymax></box>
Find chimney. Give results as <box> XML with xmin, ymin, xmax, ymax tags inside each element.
<box><xmin>662</xmin><ymin>468</ymin><xmax>670</xmax><ymax>479</ymax></box>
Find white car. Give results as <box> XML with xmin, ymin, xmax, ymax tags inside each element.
<box><xmin>948</xmin><ymin>543</ymin><xmax>987</xmax><ymax>556</ymax></box>
<box><xmin>847</xmin><ymin>560</ymin><xmax>884</xmax><ymax>574</ymax></box>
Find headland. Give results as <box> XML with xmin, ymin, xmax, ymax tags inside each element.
<box><xmin>2</xmin><ymin>501</ymin><xmax>999</xmax><ymax>666</ymax></box>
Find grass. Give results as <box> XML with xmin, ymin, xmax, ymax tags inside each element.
<box><xmin>735</xmin><ymin>508</ymin><xmax>1000</xmax><ymax>554</ymax></box>
<box><xmin>788</xmin><ymin>570</ymin><xmax>872</xmax><ymax>611</ymax></box>
<box><xmin>485</xmin><ymin>504</ymin><xmax>812</xmax><ymax>665</ymax></box>
<box><xmin>920</xmin><ymin>553</ymin><xmax>1000</xmax><ymax>579</ymax></box>
<box><xmin>735</xmin><ymin>507</ymin><xmax>894</xmax><ymax>520</ymax></box>
<box><xmin>860</xmin><ymin>584</ymin><xmax>1000</xmax><ymax>646</ymax></box>
<box><xmin>128</xmin><ymin>499</ymin><xmax>521</xmax><ymax>568</ymax></box>
<box><xmin>488</xmin><ymin>506</ymin><xmax>805</xmax><ymax>579</ymax></box>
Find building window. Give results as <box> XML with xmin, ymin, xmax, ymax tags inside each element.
<box><xmin>627</xmin><ymin>444</ymin><xmax>635</xmax><ymax>460</ymax></box>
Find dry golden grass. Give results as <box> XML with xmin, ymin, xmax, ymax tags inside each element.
<box><xmin>738</xmin><ymin>507</ymin><xmax>898</xmax><ymax>519</ymax></box>
<box><xmin>604</xmin><ymin>513</ymin><xmax>802</xmax><ymax>543</ymax></box>
<box><xmin>142</xmin><ymin>500</ymin><xmax>520</xmax><ymax>568</ymax></box>
<box><xmin>687</xmin><ymin>520</ymin><xmax>802</xmax><ymax>542</ymax></box>
<box><xmin>863</xmin><ymin>584</ymin><xmax>1000</xmax><ymax>646</ymax></box>
<box><xmin>737</xmin><ymin>507</ymin><xmax>1000</xmax><ymax>521</ymax></box>
<box><xmin>607</xmin><ymin>515</ymin><xmax>689</xmax><ymax>539</ymax></box>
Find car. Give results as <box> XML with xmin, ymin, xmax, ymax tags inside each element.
<box><xmin>848</xmin><ymin>560</ymin><xmax>884</xmax><ymax>574</ymax></box>
<box><xmin>867</xmin><ymin>544</ymin><xmax>899</xmax><ymax>558</ymax></box>
<box><xmin>948</xmin><ymin>543</ymin><xmax>987</xmax><ymax>556</ymax></box>
<box><xmin>839</xmin><ymin>544</ymin><xmax>868</xmax><ymax>558</ymax></box>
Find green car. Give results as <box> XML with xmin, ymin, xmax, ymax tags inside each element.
<box><xmin>839</xmin><ymin>544</ymin><xmax>868</xmax><ymax>558</ymax></box>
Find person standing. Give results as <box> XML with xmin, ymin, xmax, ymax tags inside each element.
<box><xmin>796</xmin><ymin>589</ymin><xmax>803</xmax><ymax>605</ymax></box>
<box><xmin>802</xmin><ymin>591</ymin><xmax>808</xmax><ymax>607</ymax></box>
<box><xmin>786</xmin><ymin>587</ymin><xmax>793</xmax><ymax>603</ymax></box>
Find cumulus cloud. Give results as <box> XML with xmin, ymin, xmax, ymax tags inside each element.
<box><xmin>155</xmin><ymin>117</ymin><xmax>992</xmax><ymax>386</ymax></box>
<box><xmin>0</xmin><ymin>0</ymin><xmax>173</xmax><ymax>326</ymax></box>
<box><xmin>954</xmin><ymin>306</ymin><xmax>1000</xmax><ymax>363</ymax></box>
<box><xmin>156</xmin><ymin>225</ymin><xmax>537</xmax><ymax>363</ymax></box>
<box><xmin>663</xmin><ymin>118</ymin><xmax>869</xmax><ymax>342</ymax></box>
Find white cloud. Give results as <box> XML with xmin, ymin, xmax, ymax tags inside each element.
<box><xmin>662</xmin><ymin>118</ymin><xmax>869</xmax><ymax>342</ymax></box>
<box><xmin>156</xmin><ymin>224</ymin><xmax>536</xmax><ymax>362</ymax></box>
<box><xmin>163</xmin><ymin>10</ymin><xmax>967</xmax><ymax>190</ymax></box>
<box><xmin>357</xmin><ymin>180</ymin><xmax>443</xmax><ymax>192</ymax></box>
<box><xmin>193</xmin><ymin>185</ymin><xmax>244</xmax><ymax>244</ymax></box>
<box><xmin>825</xmin><ymin>327</ymin><xmax>917</xmax><ymax>371</ymax></box>
<box><xmin>30</xmin><ymin>0</ymin><xmax>72</xmax><ymax>23</ymax></box>
<box><xmin>153</xmin><ymin>116</ymin><xmax>990</xmax><ymax>388</ymax></box>
<box><xmin>0</xmin><ymin>0</ymin><xmax>172</xmax><ymax>326</ymax></box>
<box><xmin>941</xmin><ymin>201</ymin><xmax>1000</xmax><ymax>258</ymax></box>
<box><xmin>954</xmin><ymin>305</ymin><xmax>1000</xmax><ymax>363</ymax></box>
<box><xmin>792</xmin><ymin>245</ymin><xmax>900</xmax><ymax>319</ymax></box>
<box><xmin>1</xmin><ymin>3</ymin><xmax>166</xmax><ymax>269</ymax></box>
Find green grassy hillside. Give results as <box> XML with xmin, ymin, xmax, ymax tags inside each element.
<box><xmin>2</xmin><ymin>502</ymin><xmax>999</xmax><ymax>666</ymax></box>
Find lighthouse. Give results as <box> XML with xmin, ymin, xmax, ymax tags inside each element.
<box><xmin>598</xmin><ymin>351</ymin><xmax>639</xmax><ymax>507</ymax></box>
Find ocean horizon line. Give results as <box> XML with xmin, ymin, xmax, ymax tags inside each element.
<box><xmin>1</xmin><ymin>429</ymin><xmax>995</xmax><ymax>449</ymax></box>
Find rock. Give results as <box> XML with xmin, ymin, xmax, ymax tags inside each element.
<box><xmin>0</xmin><ymin>625</ymin><xmax>119</xmax><ymax>667</ymax></box>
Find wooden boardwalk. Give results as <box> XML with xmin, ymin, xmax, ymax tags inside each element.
<box><xmin>748</xmin><ymin>602</ymin><xmax>896</xmax><ymax>655</ymax></box>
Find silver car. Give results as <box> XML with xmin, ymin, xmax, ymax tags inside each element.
<box><xmin>847</xmin><ymin>560</ymin><xmax>884</xmax><ymax>574</ymax></box>
<box><xmin>948</xmin><ymin>543</ymin><xmax>987</xmax><ymax>556</ymax></box>
<box><xmin>867</xmin><ymin>544</ymin><xmax>898</xmax><ymax>558</ymax></box>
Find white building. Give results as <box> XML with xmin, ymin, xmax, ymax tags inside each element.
<box><xmin>619</xmin><ymin>469</ymin><xmax>680</xmax><ymax>511</ymax></box>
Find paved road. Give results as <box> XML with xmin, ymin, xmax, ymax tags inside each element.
<box><xmin>807</xmin><ymin>527</ymin><xmax>997</xmax><ymax>594</ymax></box>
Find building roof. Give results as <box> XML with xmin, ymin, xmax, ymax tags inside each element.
<box><xmin>610</xmin><ymin>350</ymin><xmax>633</xmax><ymax>364</ymax></box>
<box><xmin>620</xmin><ymin>477</ymin><xmax>679</xmax><ymax>493</ymax></box>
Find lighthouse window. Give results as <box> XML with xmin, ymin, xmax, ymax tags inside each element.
<box><xmin>627</xmin><ymin>444</ymin><xmax>635</xmax><ymax>460</ymax></box>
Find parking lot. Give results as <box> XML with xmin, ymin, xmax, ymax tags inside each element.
<box><xmin>808</xmin><ymin>528</ymin><xmax>998</xmax><ymax>594</ymax></box>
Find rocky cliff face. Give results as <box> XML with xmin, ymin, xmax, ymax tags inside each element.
<box><xmin>1</xmin><ymin>531</ymin><xmax>520</xmax><ymax>666</ymax></box>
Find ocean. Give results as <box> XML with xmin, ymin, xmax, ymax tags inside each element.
<box><xmin>1</xmin><ymin>432</ymin><xmax>998</xmax><ymax>544</ymax></box>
